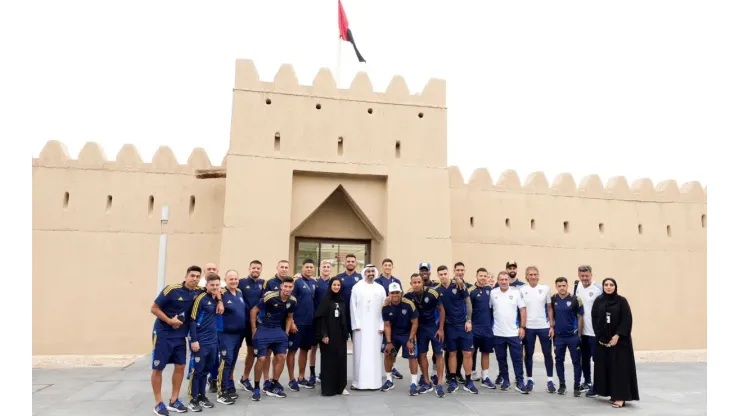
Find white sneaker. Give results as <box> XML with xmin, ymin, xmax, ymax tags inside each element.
<box><xmin>471</xmin><ymin>371</ymin><xmax>481</xmax><ymax>382</ymax></box>
<box><xmin>342</xmin><ymin>389</ymin><xmax>349</xmax><ymax>395</ymax></box>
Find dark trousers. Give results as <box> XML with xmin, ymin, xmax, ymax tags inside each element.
<box><xmin>554</xmin><ymin>334</ymin><xmax>582</xmax><ymax>385</ymax></box>
<box><xmin>188</xmin><ymin>343</ymin><xmax>218</xmax><ymax>400</ymax></box>
<box><xmin>580</xmin><ymin>335</ymin><xmax>596</xmax><ymax>384</ymax></box>
<box><xmin>493</xmin><ymin>336</ymin><xmax>524</xmax><ymax>384</ymax></box>
<box><xmin>524</xmin><ymin>328</ymin><xmax>553</xmax><ymax>378</ymax></box>
<box><xmin>218</xmin><ymin>332</ymin><xmax>244</xmax><ymax>394</ymax></box>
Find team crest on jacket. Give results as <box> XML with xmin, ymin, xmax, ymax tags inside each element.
<box><xmin>195</xmin><ymin>356</ymin><xmax>200</xmax><ymax>363</ymax></box>
<box><xmin>286</xmin><ymin>302</ymin><xmax>291</xmax><ymax>308</ymax></box>
<box><xmin>221</xmin><ymin>350</ymin><xmax>227</xmax><ymax>356</ymax></box>
<box><xmin>452</xmin><ymin>288</ymin><xmax>457</xmax><ymax>294</ymax></box>
<box><xmin>355</xmin><ymin>277</ymin><xmax>360</xmax><ymax>282</ymax></box>
<box><xmin>424</xmin><ymin>297</ymin><xmax>429</xmax><ymax>303</ymax></box>
<box><xmin>538</xmin><ymin>289</ymin><xmax>542</xmax><ymax>294</ymax></box>
<box><xmin>486</xmin><ymin>290</ymin><xmax>490</xmax><ymax>295</ymax></box>
<box><xmin>590</xmin><ymin>292</ymin><xmax>594</xmax><ymax>297</ymax></box>
<box><xmin>567</xmin><ymin>301</ymin><xmax>572</xmax><ymax>306</ymax></box>
<box><xmin>153</xmin><ymin>360</ymin><xmax>160</xmax><ymax>366</ymax></box>
<box><xmin>509</xmin><ymin>295</ymin><xmax>513</xmax><ymax>300</ymax></box>
<box><xmin>402</xmin><ymin>309</ymin><xmax>407</xmax><ymax>315</ymax></box>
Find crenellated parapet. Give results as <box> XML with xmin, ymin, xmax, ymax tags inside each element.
<box><xmin>33</xmin><ymin>140</ymin><xmax>226</xmax><ymax>174</ymax></box>
<box><xmin>234</xmin><ymin>59</ymin><xmax>446</xmax><ymax>108</ymax></box>
<box><xmin>447</xmin><ymin>166</ymin><xmax>706</xmax><ymax>203</ymax></box>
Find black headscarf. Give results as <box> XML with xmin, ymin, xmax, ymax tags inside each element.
<box><xmin>592</xmin><ymin>277</ymin><xmax>632</xmax><ymax>343</ymax></box>
<box><xmin>314</xmin><ymin>277</ymin><xmax>344</xmax><ymax>320</ymax></box>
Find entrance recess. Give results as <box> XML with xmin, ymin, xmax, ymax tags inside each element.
<box><xmin>294</xmin><ymin>238</ymin><xmax>371</xmax><ymax>275</ymax></box>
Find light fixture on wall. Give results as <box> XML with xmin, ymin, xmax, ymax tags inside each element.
<box><xmin>157</xmin><ymin>205</ymin><xmax>170</xmax><ymax>293</ymax></box>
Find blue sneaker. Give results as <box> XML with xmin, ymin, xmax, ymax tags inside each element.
<box><xmin>391</xmin><ymin>368</ymin><xmax>404</xmax><ymax>379</ymax></box>
<box><xmin>307</xmin><ymin>375</ymin><xmax>317</xmax><ymax>389</ymax></box>
<box><xmin>526</xmin><ymin>380</ymin><xmax>534</xmax><ymax>392</ymax></box>
<box><xmin>500</xmin><ymin>380</ymin><xmax>511</xmax><ymax>391</ymax></box>
<box><xmin>409</xmin><ymin>383</ymin><xmax>419</xmax><ymax>396</ymax></box>
<box><xmin>463</xmin><ymin>380</ymin><xmax>479</xmax><ymax>394</ymax></box>
<box><xmin>288</xmin><ymin>379</ymin><xmax>300</xmax><ymax>392</ymax></box>
<box><xmin>547</xmin><ymin>381</ymin><xmax>556</xmax><ymax>393</ymax></box>
<box><xmin>380</xmin><ymin>380</ymin><xmax>394</xmax><ymax>392</ymax></box>
<box><xmin>269</xmin><ymin>385</ymin><xmax>287</xmax><ymax>398</ymax></box>
<box><xmin>431</xmin><ymin>374</ymin><xmax>439</xmax><ymax>386</ymax></box>
<box><xmin>447</xmin><ymin>380</ymin><xmax>458</xmax><ymax>394</ymax></box>
<box><xmin>515</xmin><ymin>382</ymin><xmax>529</xmax><ymax>394</ymax></box>
<box><xmin>250</xmin><ymin>387</ymin><xmax>261</xmax><ymax>401</ymax></box>
<box><xmin>263</xmin><ymin>380</ymin><xmax>273</xmax><ymax>394</ymax></box>
<box><xmin>153</xmin><ymin>402</ymin><xmax>169</xmax><ymax>416</ymax></box>
<box><xmin>166</xmin><ymin>399</ymin><xmax>187</xmax><ymax>413</ymax></box>
<box><xmin>494</xmin><ymin>374</ymin><xmax>503</xmax><ymax>385</ymax></box>
<box><xmin>435</xmin><ymin>384</ymin><xmax>446</xmax><ymax>398</ymax></box>
<box><xmin>418</xmin><ymin>381</ymin><xmax>432</xmax><ymax>394</ymax></box>
<box><xmin>239</xmin><ymin>378</ymin><xmax>254</xmax><ymax>392</ymax></box>
<box><xmin>586</xmin><ymin>386</ymin><xmax>597</xmax><ymax>398</ymax></box>
<box><xmin>481</xmin><ymin>377</ymin><xmax>496</xmax><ymax>389</ymax></box>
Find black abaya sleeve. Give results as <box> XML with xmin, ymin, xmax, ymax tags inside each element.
<box><xmin>616</xmin><ymin>296</ymin><xmax>633</xmax><ymax>338</ymax></box>
<box><xmin>592</xmin><ymin>297</ymin><xmax>604</xmax><ymax>341</ymax></box>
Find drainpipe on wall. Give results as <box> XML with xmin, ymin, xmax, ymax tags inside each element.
<box><xmin>157</xmin><ymin>205</ymin><xmax>170</xmax><ymax>293</ymax></box>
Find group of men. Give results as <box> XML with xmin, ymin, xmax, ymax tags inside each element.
<box><xmin>148</xmin><ymin>256</ymin><xmax>603</xmax><ymax>415</ymax></box>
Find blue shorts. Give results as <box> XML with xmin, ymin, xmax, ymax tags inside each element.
<box><xmin>444</xmin><ymin>324</ymin><xmax>474</xmax><ymax>352</ymax></box>
<box><xmin>382</xmin><ymin>334</ymin><xmax>417</xmax><ymax>359</ymax></box>
<box><xmin>253</xmin><ymin>327</ymin><xmax>288</xmax><ymax>357</ymax></box>
<box><xmin>288</xmin><ymin>325</ymin><xmax>317</xmax><ymax>351</ymax></box>
<box><xmin>152</xmin><ymin>332</ymin><xmax>187</xmax><ymax>370</ymax></box>
<box><xmin>473</xmin><ymin>326</ymin><xmax>495</xmax><ymax>353</ymax></box>
<box><xmin>417</xmin><ymin>325</ymin><xmax>444</xmax><ymax>354</ymax></box>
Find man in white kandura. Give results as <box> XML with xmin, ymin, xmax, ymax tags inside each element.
<box><xmin>350</xmin><ymin>265</ymin><xmax>387</xmax><ymax>390</ymax></box>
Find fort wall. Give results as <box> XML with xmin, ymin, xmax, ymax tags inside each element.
<box><xmin>32</xmin><ymin>60</ymin><xmax>706</xmax><ymax>356</ymax></box>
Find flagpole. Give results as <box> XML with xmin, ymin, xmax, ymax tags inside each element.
<box><xmin>336</xmin><ymin>36</ymin><xmax>342</xmax><ymax>87</ymax></box>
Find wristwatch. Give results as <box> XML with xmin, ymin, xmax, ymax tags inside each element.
<box><xmin>520</xmin><ymin>326</ymin><xmax>526</xmax><ymax>330</ymax></box>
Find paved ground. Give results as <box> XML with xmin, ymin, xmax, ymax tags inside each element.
<box><xmin>33</xmin><ymin>356</ymin><xmax>706</xmax><ymax>416</ymax></box>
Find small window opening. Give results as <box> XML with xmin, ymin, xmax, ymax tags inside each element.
<box><xmin>505</xmin><ymin>218</ymin><xmax>511</xmax><ymax>228</ymax></box>
<box><xmin>367</xmin><ymin>108</ymin><xmax>373</xmax><ymax>114</ymax></box>
<box><xmin>638</xmin><ymin>224</ymin><xmax>643</xmax><ymax>234</ymax></box>
<box><xmin>148</xmin><ymin>195</ymin><xmax>154</xmax><ymax>217</ymax></box>
<box><xmin>418</xmin><ymin>112</ymin><xmax>424</xmax><ymax>118</ymax></box>
<box><xmin>599</xmin><ymin>223</ymin><xmax>605</xmax><ymax>233</ymax></box>
<box><xmin>563</xmin><ymin>221</ymin><xmax>570</xmax><ymax>233</ymax></box>
<box><xmin>274</xmin><ymin>132</ymin><xmax>281</xmax><ymax>151</ymax></box>
<box><xmin>701</xmin><ymin>214</ymin><xmax>706</xmax><ymax>228</ymax></box>
<box><xmin>265</xmin><ymin>98</ymin><xmax>272</xmax><ymax>105</ymax></box>
<box><xmin>189</xmin><ymin>196</ymin><xmax>196</xmax><ymax>217</ymax></box>
<box><xmin>469</xmin><ymin>217</ymin><xmax>475</xmax><ymax>227</ymax></box>
<box><xmin>530</xmin><ymin>219</ymin><xmax>536</xmax><ymax>230</ymax></box>
<box><xmin>666</xmin><ymin>225</ymin><xmax>672</xmax><ymax>237</ymax></box>
<box><xmin>106</xmin><ymin>195</ymin><xmax>112</xmax><ymax>213</ymax></box>
<box><xmin>337</xmin><ymin>137</ymin><xmax>344</xmax><ymax>156</ymax></box>
<box><xmin>315</xmin><ymin>103</ymin><xmax>322</xmax><ymax>110</ymax></box>
<box><xmin>395</xmin><ymin>141</ymin><xmax>401</xmax><ymax>158</ymax></box>
<box><xmin>63</xmin><ymin>192</ymin><xmax>69</xmax><ymax>210</ymax></box>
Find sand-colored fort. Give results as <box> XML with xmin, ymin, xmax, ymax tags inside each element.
<box><xmin>32</xmin><ymin>59</ymin><xmax>706</xmax><ymax>359</ymax></box>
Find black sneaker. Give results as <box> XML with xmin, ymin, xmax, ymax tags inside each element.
<box><xmin>198</xmin><ymin>394</ymin><xmax>214</xmax><ymax>408</ymax></box>
<box><xmin>217</xmin><ymin>394</ymin><xmax>235</xmax><ymax>405</ymax></box>
<box><xmin>227</xmin><ymin>387</ymin><xmax>238</xmax><ymax>400</ymax></box>
<box><xmin>557</xmin><ymin>383</ymin><xmax>567</xmax><ymax>395</ymax></box>
<box><xmin>573</xmin><ymin>383</ymin><xmax>582</xmax><ymax>397</ymax></box>
<box><xmin>166</xmin><ymin>399</ymin><xmax>187</xmax><ymax>413</ymax></box>
<box><xmin>187</xmin><ymin>399</ymin><xmax>202</xmax><ymax>412</ymax></box>
<box><xmin>208</xmin><ymin>378</ymin><xmax>218</xmax><ymax>393</ymax></box>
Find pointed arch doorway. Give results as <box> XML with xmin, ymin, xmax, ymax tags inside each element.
<box><xmin>293</xmin><ymin>238</ymin><xmax>371</xmax><ymax>275</ymax></box>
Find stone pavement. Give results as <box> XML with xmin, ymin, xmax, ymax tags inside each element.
<box><xmin>33</xmin><ymin>356</ymin><xmax>706</xmax><ymax>416</ymax></box>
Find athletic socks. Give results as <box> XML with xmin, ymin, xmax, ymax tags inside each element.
<box><xmin>386</xmin><ymin>372</ymin><xmax>392</xmax><ymax>382</ymax></box>
<box><xmin>465</xmin><ymin>374</ymin><xmax>471</xmax><ymax>383</ymax></box>
<box><xmin>310</xmin><ymin>366</ymin><xmax>316</xmax><ymax>377</ymax></box>
<box><xmin>482</xmin><ymin>370</ymin><xmax>489</xmax><ymax>380</ymax></box>
<box><xmin>411</xmin><ymin>374</ymin><xmax>418</xmax><ymax>385</ymax></box>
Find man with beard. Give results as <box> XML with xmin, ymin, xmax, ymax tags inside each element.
<box><xmin>436</xmin><ymin>265</ymin><xmax>475</xmax><ymax>394</ymax></box>
<box><xmin>338</xmin><ymin>254</ymin><xmax>363</xmax><ymax>341</ymax></box>
<box><xmin>259</xmin><ymin>260</ymin><xmax>291</xmax><ymax>396</ymax></box>
<box><xmin>445</xmin><ymin>262</ymin><xmax>474</xmax><ymax>385</ymax></box>
<box><xmin>469</xmin><ymin>268</ymin><xmax>496</xmax><ymax>390</ymax></box>
<box><xmin>287</xmin><ymin>259</ymin><xmax>318</xmax><ymax>392</ymax></box>
<box><xmin>349</xmin><ymin>265</ymin><xmax>387</xmax><ymax>390</ymax></box>
<box><xmin>493</xmin><ymin>261</ymin><xmax>524</xmax><ymax>385</ymax></box>
<box><xmin>376</xmin><ymin>258</ymin><xmax>404</xmax><ymax>380</ymax></box>
<box><xmin>238</xmin><ymin>260</ymin><xmax>263</xmax><ymax>393</ymax></box>
<box><xmin>490</xmin><ymin>271</ymin><xmax>528</xmax><ymax>394</ymax></box>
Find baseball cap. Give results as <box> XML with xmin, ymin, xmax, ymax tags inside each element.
<box><xmin>506</xmin><ymin>261</ymin><xmax>517</xmax><ymax>268</ymax></box>
<box><xmin>419</xmin><ymin>262</ymin><xmax>431</xmax><ymax>271</ymax></box>
<box><xmin>389</xmin><ymin>282</ymin><xmax>402</xmax><ymax>293</ymax></box>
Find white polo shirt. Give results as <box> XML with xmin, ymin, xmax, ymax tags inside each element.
<box><xmin>489</xmin><ymin>287</ymin><xmax>526</xmax><ymax>337</ymax></box>
<box><xmin>576</xmin><ymin>282</ymin><xmax>603</xmax><ymax>337</ymax></box>
<box><xmin>521</xmin><ymin>284</ymin><xmax>552</xmax><ymax>330</ymax></box>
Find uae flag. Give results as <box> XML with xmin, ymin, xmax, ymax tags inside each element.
<box><xmin>338</xmin><ymin>0</ymin><xmax>366</xmax><ymax>63</ymax></box>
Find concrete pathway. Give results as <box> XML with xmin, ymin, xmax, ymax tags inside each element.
<box><xmin>33</xmin><ymin>356</ymin><xmax>706</xmax><ymax>416</ymax></box>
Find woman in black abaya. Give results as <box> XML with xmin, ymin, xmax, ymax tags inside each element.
<box><xmin>592</xmin><ymin>277</ymin><xmax>640</xmax><ymax>408</ymax></box>
<box><xmin>314</xmin><ymin>277</ymin><xmax>349</xmax><ymax>396</ymax></box>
